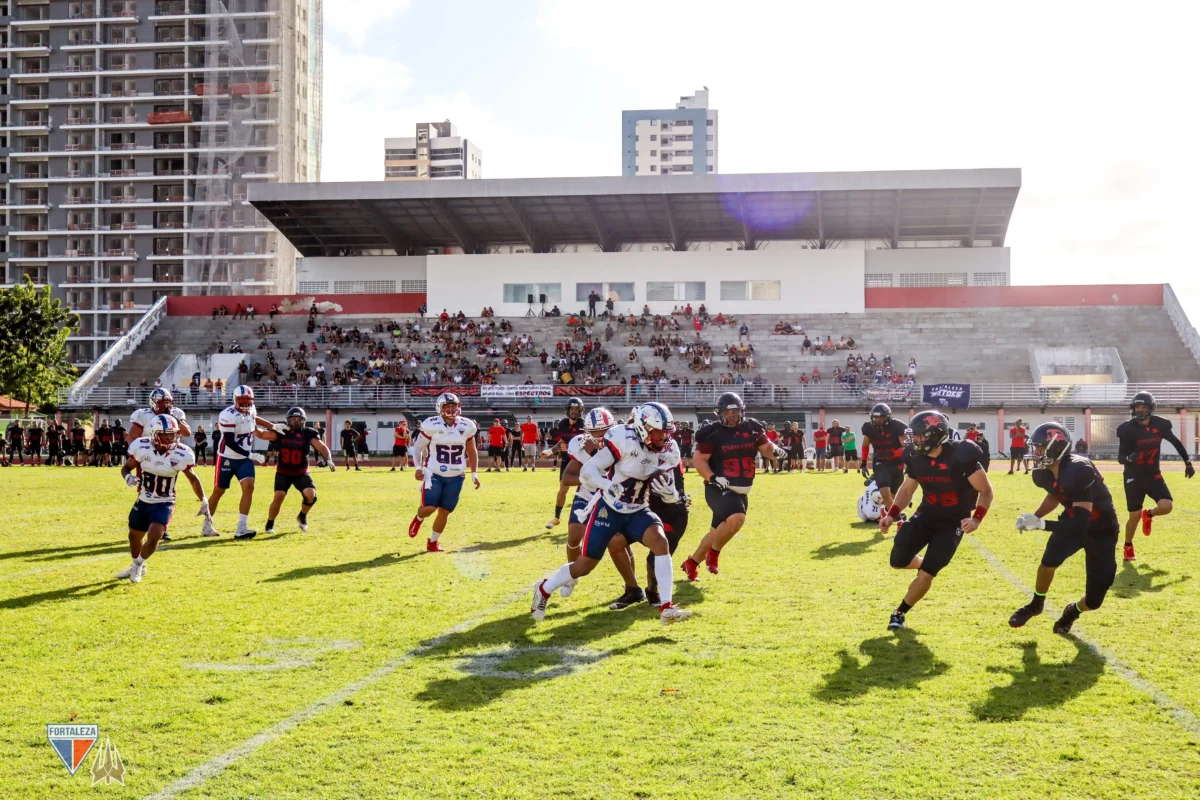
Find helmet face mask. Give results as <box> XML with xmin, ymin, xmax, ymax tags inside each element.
<box><xmin>870</xmin><ymin>403</ymin><xmax>892</xmax><ymax>428</ymax></box>
<box><xmin>566</xmin><ymin>398</ymin><xmax>584</xmax><ymax>421</ymax></box>
<box><xmin>1031</xmin><ymin>422</ymin><xmax>1072</xmax><ymax>468</ymax></box>
<box><xmin>233</xmin><ymin>385</ymin><xmax>255</xmax><ymax>413</ymax></box>
<box><xmin>436</xmin><ymin>392</ymin><xmax>461</xmax><ymax>424</ymax></box>
<box><xmin>1130</xmin><ymin>391</ymin><xmax>1156</xmax><ymax>421</ymax></box>
<box><xmin>150</xmin><ymin>388</ymin><xmax>173</xmax><ymax>414</ymax></box>
<box><xmin>151</xmin><ymin>415</ymin><xmax>179</xmax><ymax>452</ymax></box>
<box><xmin>907</xmin><ymin>411</ymin><xmax>948</xmax><ymax>455</ymax></box>
<box><xmin>715</xmin><ymin>392</ymin><xmax>745</xmax><ymax>427</ymax></box>
<box><xmin>584</xmin><ymin>408</ymin><xmax>614</xmax><ymax>443</ymax></box>
<box><xmin>287</xmin><ymin>407</ymin><xmax>307</xmax><ymax>431</ymax></box>
<box><xmin>633</xmin><ymin>403</ymin><xmax>674</xmax><ymax>452</ymax></box>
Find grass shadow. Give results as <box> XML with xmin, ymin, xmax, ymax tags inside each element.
<box><xmin>1</xmin><ymin>541</ymin><xmax>128</xmax><ymax>562</ymax></box>
<box><xmin>414</xmin><ymin>578</ymin><xmax>706</xmax><ymax>711</ymax></box>
<box><xmin>0</xmin><ymin>580</ymin><xmax>123</xmax><ymax>611</ymax></box>
<box><xmin>973</xmin><ymin>639</ymin><xmax>1103</xmax><ymax>721</ymax></box>
<box><xmin>459</xmin><ymin>533</ymin><xmax>544</xmax><ymax>553</ymax></box>
<box><xmin>813</xmin><ymin>628</ymin><xmax>949</xmax><ymax>703</ymax></box>
<box><xmin>263</xmin><ymin>551</ymin><xmax>421</xmax><ymax>583</ymax></box>
<box><xmin>811</xmin><ymin>536</ymin><xmax>884</xmax><ymax>560</ymax></box>
<box><xmin>1113</xmin><ymin>561</ymin><xmax>1191</xmax><ymax>599</ymax></box>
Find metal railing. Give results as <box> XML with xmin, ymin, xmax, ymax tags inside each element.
<box><xmin>1163</xmin><ymin>284</ymin><xmax>1200</xmax><ymax>366</ymax></box>
<box><xmin>67</xmin><ymin>296</ymin><xmax>168</xmax><ymax>405</ymax></box>
<box><xmin>56</xmin><ymin>381</ymin><xmax>1200</xmax><ymax>411</ymax></box>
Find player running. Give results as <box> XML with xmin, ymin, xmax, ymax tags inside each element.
<box><xmin>879</xmin><ymin>411</ymin><xmax>992</xmax><ymax>631</ymax></box>
<box><xmin>391</xmin><ymin>420</ymin><xmax>410</xmax><ymax>472</ymax></box>
<box><xmin>1009</xmin><ymin>422</ymin><xmax>1120</xmax><ymax>634</ymax></box>
<box><xmin>259</xmin><ymin>407</ymin><xmax>334</xmax><ymax>533</ymax></box>
<box><xmin>1116</xmin><ymin>391</ymin><xmax>1194</xmax><ymax>561</ymax></box>
<box><xmin>544</xmin><ymin>397</ymin><xmax>587</xmax><ymax>529</ymax></box>
<box><xmin>207</xmin><ymin>385</ymin><xmax>277</xmax><ymax>540</ymax></box>
<box><xmin>860</xmin><ymin>403</ymin><xmax>910</xmax><ymax>515</ymax></box>
<box><xmin>532</xmin><ymin>403</ymin><xmax>693</xmax><ymax>625</ymax></box>
<box><xmin>116</xmin><ymin>415</ymin><xmax>208</xmax><ymax>583</ymax></box>
<box><xmin>408</xmin><ymin>392</ymin><xmax>481</xmax><ymax>552</ymax></box>
<box><xmin>681</xmin><ymin>392</ymin><xmax>785</xmax><ymax>580</ymax></box>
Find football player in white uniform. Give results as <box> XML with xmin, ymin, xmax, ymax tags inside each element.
<box><xmin>207</xmin><ymin>385</ymin><xmax>279</xmax><ymax>540</ymax></box>
<box><xmin>532</xmin><ymin>403</ymin><xmax>693</xmax><ymax>626</ymax></box>
<box><xmin>127</xmin><ymin>388</ymin><xmax>191</xmax><ymax>539</ymax></box>
<box><xmin>117</xmin><ymin>415</ymin><xmax>207</xmax><ymax>583</ymax></box>
<box><xmin>857</xmin><ymin>480</ymin><xmax>884</xmax><ymax>523</ymax></box>
<box><xmin>408</xmin><ymin>392</ymin><xmax>481</xmax><ymax>552</ymax></box>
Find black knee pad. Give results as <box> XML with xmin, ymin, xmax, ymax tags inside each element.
<box><xmin>305</xmin><ymin>493</ymin><xmax>317</xmax><ymax>507</ymax></box>
<box><xmin>889</xmin><ymin>549</ymin><xmax>914</xmax><ymax>570</ymax></box>
<box><xmin>1085</xmin><ymin>569</ymin><xmax>1115</xmax><ymax>610</ymax></box>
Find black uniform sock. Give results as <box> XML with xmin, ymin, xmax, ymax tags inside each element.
<box><xmin>554</xmin><ymin>504</ymin><xmax>563</xmax><ymax>520</ymax></box>
<box><xmin>1029</xmin><ymin>592</ymin><xmax>1045</xmax><ymax>611</ymax></box>
<box><xmin>298</xmin><ymin>512</ymin><xmax>308</xmax><ymax>523</ymax></box>
<box><xmin>897</xmin><ymin>600</ymin><xmax>913</xmax><ymax>614</ymax></box>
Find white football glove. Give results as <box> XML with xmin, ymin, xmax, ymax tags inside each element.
<box><xmin>601</xmin><ymin>481</ymin><xmax>626</xmax><ymax>507</ymax></box>
<box><xmin>250</xmin><ymin>452</ymin><xmax>266</xmax><ymax>465</ymax></box>
<box><xmin>197</xmin><ymin>499</ymin><xmax>211</xmax><ymax>518</ymax></box>
<box><xmin>272</xmin><ymin>423</ymin><xmax>288</xmax><ymax>435</ymax></box>
<box><xmin>540</xmin><ymin>448</ymin><xmax>553</xmax><ymax>458</ymax></box>
<box><xmin>709</xmin><ymin>476</ymin><xmax>731</xmax><ymax>491</ymax></box>
<box><xmin>1015</xmin><ymin>512</ymin><xmax>1045</xmax><ymax>532</ymax></box>
<box><xmin>125</xmin><ymin>472</ymin><xmax>139</xmax><ymax>489</ymax></box>
<box><xmin>771</xmin><ymin>445</ymin><xmax>787</xmax><ymax>461</ymax></box>
<box><xmin>651</xmin><ymin>473</ymin><xmax>679</xmax><ymax>504</ymax></box>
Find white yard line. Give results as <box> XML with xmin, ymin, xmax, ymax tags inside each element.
<box><xmin>969</xmin><ymin>537</ymin><xmax>1200</xmax><ymax>737</ymax></box>
<box><xmin>143</xmin><ymin>586</ymin><xmax>532</xmax><ymax>800</ymax></box>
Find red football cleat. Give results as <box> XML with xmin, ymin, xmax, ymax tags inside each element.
<box><xmin>1124</xmin><ymin>543</ymin><xmax>1136</xmax><ymax>562</ymax></box>
<box><xmin>681</xmin><ymin>557</ymin><xmax>699</xmax><ymax>582</ymax></box>
<box><xmin>426</xmin><ymin>538</ymin><xmax>444</xmax><ymax>552</ymax></box>
<box><xmin>1141</xmin><ymin>509</ymin><xmax>1153</xmax><ymax>536</ymax></box>
<box><xmin>705</xmin><ymin>549</ymin><xmax>720</xmax><ymax>575</ymax></box>
<box><xmin>408</xmin><ymin>515</ymin><xmax>422</xmax><ymax>538</ymax></box>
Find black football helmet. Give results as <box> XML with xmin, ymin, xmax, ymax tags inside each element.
<box><xmin>907</xmin><ymin>411</ymin><xmax>950</xmax><ymax>454</ymax></box>
<box><xmin>870</xmin><ymin>403</ymin><xmax>892</xmax><ymax>428</ymax></box>
<box><xmin>286</xmin><ymin>407</ymin><xmax>307</xmax><ymax>431</ymax></box>
<box><xmin>566</xmin><ymin>397</ymin><xmax>584</xmax><ymax>421</ymax></box>
<box><xmin>1030</xmin><ymin>422</ymin><xmax>1072</xmax><ymax>468</ymax></box>
<box><xmin>1130</xmin><ymin>391</ymin><xmax>1156</xmax><ymax>421</ymax></box>
<box><xmin>715</xmin><ymin>392</ymin><xmax>745</xmax><ymax>427</ymax></box>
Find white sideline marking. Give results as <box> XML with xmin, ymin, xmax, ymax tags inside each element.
<box><xmin>143</xmin><ymin>586</ymin><xmax>531</xmax><ymax>800</ymax></box>
<box><xmin>969</xmin><ymin>538</ymin><xmax>1200</xmax><ymax>737</ymax></box>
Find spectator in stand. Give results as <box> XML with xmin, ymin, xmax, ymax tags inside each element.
<box><xmin>269</xmin><ymin>303</ymin><xmax>279</xmax><ymax>319</ymax></box>
<box><xmin>802</xmin><ymin>334</ymin><xmax>812</xmax><ymax>355</ymax></box>
<box><xmin>908</xmin><ymin>358</ymin><xmax>918</xmax><ymax>378</ymax></box>
<box><xmin>824</xmin><ymin>336</ymin><xmax>834</xmax><ymax>354</ymax></box>
<box><xmin>836</xmin><ymin>335</ymin><xmax>848</xmax><ymax>350</ymax></box>
<box><xmin>587</xmin><ymin>290</ymin><xmax>599</xmax><ymax>318</ymax></box>
<box><xmin>246</xmin><ymin>304</ymin><xmax>256</xmax><ymax>320</ymax></box>
<box><xmin>233</xmin><ymin>303</ymin><xmax>244</xmax><ymax>319</ymax></box>
<box><xmin>811</xmin><ymin>367</ymin><xmax>821</xmax><ymax>385</ymax></box>
<box><xmin>738</xmin><ymin>322</ymin><xmax>750</xmax><ymax>341</ymax></box>
<box><xmin>1008</xmin><ymin>419</ymin><xmax>1029</xmax><ymax>475</ymax></box>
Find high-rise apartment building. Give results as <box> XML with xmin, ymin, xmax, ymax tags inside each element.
<box><xmin>384</xmin><ymin>120</ymin><xmax>482</xmax><ymax>181</ymax></box>
<box><xmin>0</xmin><ymin>0</ymin><xmax>322</xmax><ymax>367</ymax></box>
<box><xmin>622</xmin><ymin>87</ymin><xmax>718</xmax><ymax>177</ymax></box>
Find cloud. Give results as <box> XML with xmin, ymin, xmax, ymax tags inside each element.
<box><xmin>325</xmin><ymin>0</ymin><xmax>411</xmax><ymax>47</ymax></box>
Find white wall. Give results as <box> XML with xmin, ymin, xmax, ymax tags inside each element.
<box><xmin>865</xmin><ymin>247</ymin><xmax>1010</xmax><ymax>285</ymax></box>
<box><xmin>296</xmin><ymin>256</ymin><xmax>428</xmax><ymax>293</ymax></box>
<box><xmin>425</xmin><ymin>249</ymin><xmax>866</xmax><ymax>317</ymax></box>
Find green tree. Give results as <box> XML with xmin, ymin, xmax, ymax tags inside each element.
<box><xmin>0</xmin><ymin>278</ymin><xmax>79</xmax><ymax>415</ymax></box>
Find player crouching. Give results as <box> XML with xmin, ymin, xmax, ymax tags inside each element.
<box><xmin>531</xmin><ymin>403</ymin><xmax>693</xmax><ymax>626</ymax></box>
<box><xmin>117</xmin><ymin>416</ymin><xmax>208</xmax><ymax>583</ymax></box>
<box><xmin>260</xmin><ymin>407</ymin><xmax>334</xmax><ymax>533</ymax></box>
<box><xmin>408</xmin><ymin>392</ymin><xmax>481</xmax><ymax>552</ymax></box>
<box><xmin>879</xmin><ymin>411</ymin><xmax>992</xmax><ymax>631</ymax></box>
<box><xmin>857</xmin><ymin>480</ymin><xmax>884</xmax><ymax>522</ymax></box>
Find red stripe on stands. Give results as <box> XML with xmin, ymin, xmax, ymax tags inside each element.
<box><xmin>166</xmin><ymin>293</ymin><xmax>425</xmax><ymax>316</ymax></box>
<box><xmin>864</xmin><ymin>284</ymin><xmax>1165</xmax><ymax>309</ymax></box>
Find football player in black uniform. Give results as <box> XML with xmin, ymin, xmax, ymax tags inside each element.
<box><xmin>681</xmin><ymin>392</ymin><xmax>785</xmax><ymax>580</ymax></box>
<box><xmin>1116</xmin><ymin>391</ymin><xmax>1193</xmax><ymax>561</ymax></box>
<box><xmin>1009</xmin><ymin>422</ymin><xmax>1121</xmax><ymax>635</ymax></box>
<box><xmin>860</xmin><ymin>403</ymin><xmax>910</xmax><ymax>513</ymax></box>
<box><xmin>781</xmin><ymin>422</ymin><xmax>805</xmax><ymax>473</ymax></box>
<box><xmin>544</xmin><ymin>397</ymin><xmax>586</xmax><ymax>530</ymax></box>
<box><xmin>879</xmin><ymin>411</ymin><xmax>992</xmax><ymax>631</ymax></box>
<box><xmin>259</xmin><ymin>408</ymin><xmax>334</xmax><ymax>533</ymax></box>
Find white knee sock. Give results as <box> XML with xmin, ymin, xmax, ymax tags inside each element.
<box><xmin>542</xmin><ymin>563</ymin><xmax>575</xmax><ymax>593</ymax></box>
<box><xmin>238</xmin><ymin>514</ymin><xmax>249</xmax><ymax>528</ymax></box>
<box><xmin>654</xmin><ymin>555</ymin><xmax>674</xmax><ymax>605</ymax></box>
<box><xmin>430</xmin><ymin>530</ymin><xmax>441</xmax><ymax>542</ymax></box>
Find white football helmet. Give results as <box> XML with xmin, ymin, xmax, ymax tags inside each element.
<box><xmin>436</xmin><ymin>392</ymin><xmax>460</xmax><ymax>424</ymax></box>
<box><xmin>584</xmin><ymin>407</ymin><xmax>615</xmax><ymax>440</ymax></box>
<box><xmin>631</xmin><ymin>402</ymin><xmax>674</xmax><ymax>452</ymax></box>
<box><xmin>150</xmin><ymin>414</ymin><xmax>180</xmax><ymax>452</ymax></box>
<box><xmin>149</xmin><ymin>387</ymin><xmax>173</xmax><ymax>414</ymax></box>
<box><xmin>233</xmin><ymin>384</ymin><xmax>255</xmax><ymax>414</ymax></box>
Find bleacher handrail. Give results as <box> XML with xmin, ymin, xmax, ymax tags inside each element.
<box><xmin>1163</xmin><ymin>284</ymin><xmax>1200</xmax><ymax>366</ymax></box>
<box><xmin>55</xmin><ymin>381</ymin><xmax>1200</xmax><ymax>411</ymax></box>
<box><xmin>68</xmin><ymin>296</ymin><xmax>168</xmax><ymax>405</ymax></box>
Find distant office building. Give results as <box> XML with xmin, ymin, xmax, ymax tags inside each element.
<box><xmin>622</xmin><ymin>87</ymin><xmax>718</xmax><ymax>177</ymax></box>
<box><xmin>384</xmin><ymin>120</ymin><xmax>482</xmax><ymax>181</ymax></box>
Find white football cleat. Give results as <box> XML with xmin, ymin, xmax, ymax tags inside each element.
<box><xmin>559</xmin><ymin>578</ymin><xmax>579</xmax><ymax>598</ymax></box>
<box><xmin>128</xmin><ymin>563</ymin><xmax>145</xmax><ymax>584</ymax></box>
<box><xmin>659</xmin><ymin>603</ymin><xmax>693</xmax><ymax>626</ymax></box>
<box><xmin>201</xmin><ymin>516</ymin><xmax>219</xmax><ymax>537</ymax></box>
<box><xmin>115</xmin><ymin>561</ymin><xmax>138</xmax><ymax>579</ymax></box>
<box><xmin>531</xmin><ymin>580</ymin><xmax>551</xmax><ymax>621</ymax></box>
<box><xmin>545</xmin><ymin>518</ymin><xmax>559</xmax><ymax>530</ymax></box>
<box><xmin>297</xmin><ymin>514</ymin><xmax>309</xmax><ymax>532</ymax></box>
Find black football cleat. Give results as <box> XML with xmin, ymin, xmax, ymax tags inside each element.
<box><xmin>1008</xmin><ymin>602</ymin><xmax>1043</xmax><ymax>628</ymax></box>
<box><xmin>160</xmin><ymin>531</ymin><xmax>172</xmax><ymax>542</ymax></box>
<box><xmin>1053</xmin><ymin>602</ymin><xmax>1081</xmax><ymax>635</ymax></box>
<box><xmin>608</xmin><ymin>587</ymin><xmax>645</xmax><ymax>610</ymax></box>
<box><xmin>888</xmin><ymin>611</ymin><xmax>906</xmax><ymax>631</ymax></box>
<box><xmin>644</xmin><ymin>586</ymin><xmax>662</xmax><ymax>607</ymax></box>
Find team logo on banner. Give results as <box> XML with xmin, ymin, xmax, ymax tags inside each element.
<box><xmin>922</xmin><ymin>383</ymin><xmax>972</xmax><ymax>410</ymax></box>
<box><xmin>47</xmin><ymin>724</ymin><xmax>98</xmax><ymax>776</ymax></box>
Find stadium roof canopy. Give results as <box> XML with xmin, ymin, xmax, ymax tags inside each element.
<box><xmin>250</xmin><ymin>168</ymin><xmax>1021</xmax><ymax>257</ymax></box>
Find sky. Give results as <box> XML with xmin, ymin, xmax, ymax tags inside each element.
<box><xmin>321</xmin><ymin>0</ymin><xmax>1200</xmax><ymax>319</ymax></box>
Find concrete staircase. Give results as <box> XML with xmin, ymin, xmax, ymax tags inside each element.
<box><xmin>95</xmin><ymin>305</ymin><xmax>1200</xmax><ymax>391</ymax></box>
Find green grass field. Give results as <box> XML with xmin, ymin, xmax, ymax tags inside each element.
<box><xmin>2</xmin><ymin>464</ymin><xmax>1200</xmax><ymax>799</ymax></box>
